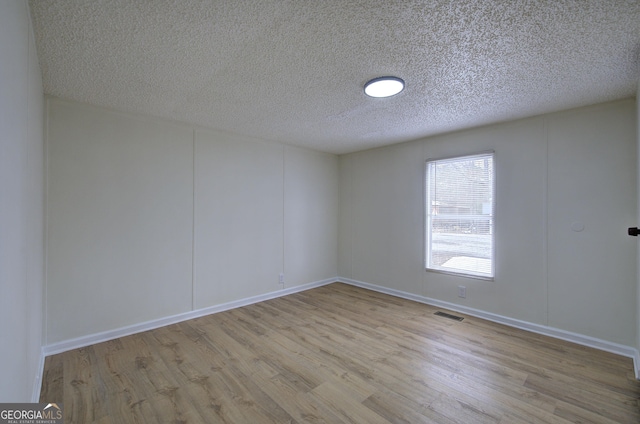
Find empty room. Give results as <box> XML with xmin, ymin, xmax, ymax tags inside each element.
<box><xmin>2</xmin><ymin>0</ymin><xmax>640</xmax><ymax>422</ymax></box>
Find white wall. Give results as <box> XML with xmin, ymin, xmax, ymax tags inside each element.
<box><xmin>194</xmin><ymin>129</ymin><xmax>284</xmax><ymax>307</ymax></box>
<box><xmin>284</xmin><ymin>146</ymin><xmax>338</xmax><ymax>286</ymax></box>
<box><xmin>0</xmin><ymin>1</ymin><xmax>44</xmax><ymax>401</ymax></box>
<box><xmin>637</xmin><ymin>85</ymin><xmax>640</xmax><ymax>362</ymax></box>
<box><xmin>547</xmin><ymin>103</ymin><xmax>637</xmax><ymax>343</ymax></box>
<box><xmin>47</xmin><ymin>100</ymin><xmax>194</xmax><ymax>343</ymax></box>
<box><xmin>341</xmin><ymin>140</ymin><xmax>426</xmax><ymax>296</ymax></box>
<box><xmin>46</xmin><ymin>98</ymin><xmax>339</xmax><ymax>344</ymax></box>
<box><xmin>339</xmin><ymin>99</ymin><xmax>637</xmax><ymax>347</ymax></box>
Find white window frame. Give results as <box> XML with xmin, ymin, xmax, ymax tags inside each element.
<box><xmin>425</xmin><ymin>151</ymin><xmax>495</xmax><ymax>280</ymax></box>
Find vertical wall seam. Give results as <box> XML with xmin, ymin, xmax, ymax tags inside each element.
<box><xmin>282</xmin><ymin>146</ymin><xmax>286</xmax><ymax>288</ymax></box>
<box><xmin>38</xmin><ymin>96</ymin><xmax>48</xmax><ymax>400</ymax></box>
<box><xmin>543</xmin><ymin>117</ymin><xmax>549</xmax><ymax>327</ymax></box>
<box><xmin>23</xmin><ymin>8</ymin><xmax>34</xmax><ymax>399</ymax></box>
<box><xmin>191</xmin><ymin>129</ymin><xmax>196</xmax><ymax>311</ymax></box>
<box><xmin>342</xmin><ymin>156</ymin><xmax>348</xmax><ymax>279</ymax></box>
<box><xmin>24</xmin><ymin>3</ymin><xmax>32</xmax><ymax>337</ymax></box>
<box><xmin>345</xmin><ymin>156</ymin><xmax>351</xmax><ymax>279</ymax></box>
<box><xmin>421</xmin><ymin>142</ymin><xmax>426</xmax><ymax>297</ymax></box>
<box><xmin>24</xmin><ymin>2</ymin><xmax>31</xmax><ymax>339</ymax></box>
<box><xmin>350</xmin><ymin>156</ymin><xmax>354</xmax><ymax>279</ymax></box>
<box><xmin>43</xmin><ymin>98</ymin><xmax>48</xmax><ymax>347</ymax></box>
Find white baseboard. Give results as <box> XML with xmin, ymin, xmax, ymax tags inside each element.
<box><xmin>339</xmin><ymin>277</ymin><xmax>640</xmax><ymax>379</ymax></box>
<box><xmin>43</xmin><ymin>278</ymin><xmax>336</xmax><ymax>357</ymax></box>
<box><xmin>38</xmin><ymin>275</ymin><xmax>640</xmax><ymax>385</ymax></box>
<box><xmin>31</xmin><ymin>348</ymin><xmax>46</xmax><ymax>402</ymax></box>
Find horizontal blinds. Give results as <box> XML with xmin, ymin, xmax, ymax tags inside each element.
<box><xmin>426</xmin><ymin>152</ymin><xmax>494</xmax><ymax>278</ymax></box>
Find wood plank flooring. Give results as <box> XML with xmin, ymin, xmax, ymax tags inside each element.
<box><xmin>40</xmin><ymin>283</ymin><xmax>640</xmax><ymax>423</ymax></box>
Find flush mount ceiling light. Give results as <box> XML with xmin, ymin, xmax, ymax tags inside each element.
<box><xmin>364</xmin><ymin>76</ymin><xmax>405</xmax><ymax>98</ymax></box>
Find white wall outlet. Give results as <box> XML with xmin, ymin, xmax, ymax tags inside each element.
<box><xmin>279</xmin><ymin>273</ymin><xmax>285</xmax><ymax>285</ymax></box>
<box><xmin>458</xmin><ymin>285</ymin><xmax>466</xmax><ymax>298</ymax></box>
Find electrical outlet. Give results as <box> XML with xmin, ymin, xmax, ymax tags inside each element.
<box><xmin>458</xmin><ymin>286</ymin><xmax>466</xmax><ymax>298</ymax></box>
<box><xmin>279</xmin><ymin>273</ymin><xmax>285</xmax><ymax>285</ymax></box>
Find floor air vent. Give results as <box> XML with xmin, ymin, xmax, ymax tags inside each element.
<box><xmin>434</xmin><ymin>311</ymin><xmax>464</xmax><ymax>321</ymax></box>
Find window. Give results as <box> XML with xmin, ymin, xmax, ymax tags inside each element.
<box><xmin>426</xmin><ymin>152</ymin><xmax>495</xmax><ymax>279</ymax></box>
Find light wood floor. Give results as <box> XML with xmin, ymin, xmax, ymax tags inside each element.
<box><xmin>41</xmin><ymin>283</ymin><xmax>640</xmax><ymax>423</ymax></box>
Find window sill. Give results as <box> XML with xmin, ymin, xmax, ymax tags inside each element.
<box><xmin>425</xmin><ymin>267</ymin><xmax>494</xmax><ymax>281</ymax></box>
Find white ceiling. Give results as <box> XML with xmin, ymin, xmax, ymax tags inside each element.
<box><xmin>29</xmin><ymin>0</ymin><xmax>640</xmax><ymax>154</ymax></box>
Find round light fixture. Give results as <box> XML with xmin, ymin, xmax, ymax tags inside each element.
<box><xmin>364</xmin><ymin>76</ymin><xmax>404</xmax><ymax>98</ymax></box>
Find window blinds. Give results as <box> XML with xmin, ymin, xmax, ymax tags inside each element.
<box><xmin>426</xmin><ymin>152</ymin><xmax>494</xmax><ymax>278</ymax></box>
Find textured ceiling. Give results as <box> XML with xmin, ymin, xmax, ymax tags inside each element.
<box><xmin>30</xmin><ymin>0</ymin><xmax>640</xmax><ymax>154</ymax></box>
